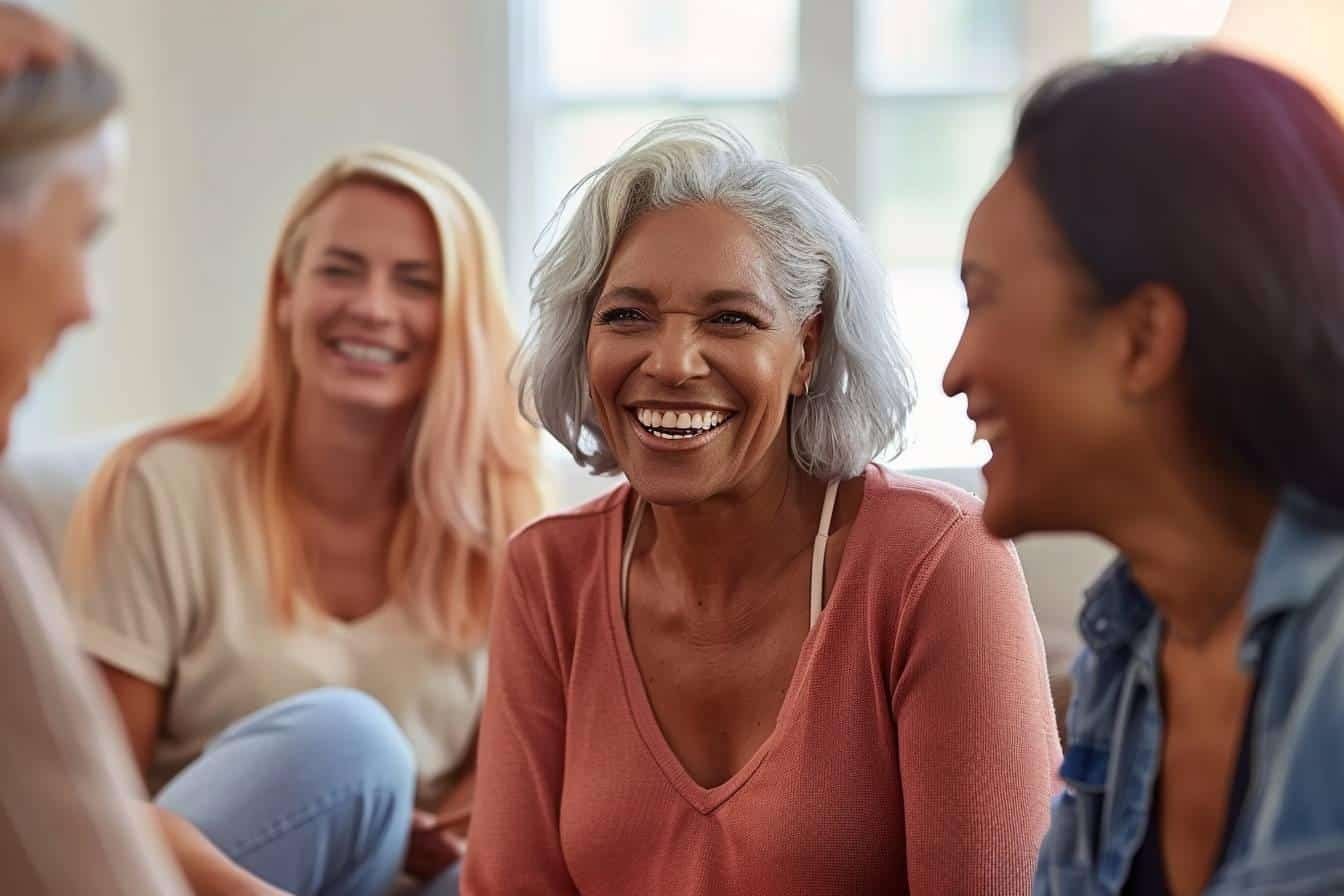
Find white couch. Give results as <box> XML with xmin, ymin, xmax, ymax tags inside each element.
<box><xmin>3</xmin><ymin>432</ymin><xmax>1111</xmax><ymax>689</ymax></box>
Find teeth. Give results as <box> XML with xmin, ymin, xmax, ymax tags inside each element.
<box><xmin>634</xmin><ymin>408</ymin><xmax>729</xmax><ymax>435</ymax></box>
<box><xmin>335</xmin><ymin>341</ymin><xmax>399</xmax><ymax>365</ymax></box>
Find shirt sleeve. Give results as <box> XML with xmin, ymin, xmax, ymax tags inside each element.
<box><xmin>460</xmin><ymin>549</ymin><xmax>580</xmax><ymax>896</ymax></box>
<box><xmin>70</xmin><ymin>462</ymin><xmax>188</xmax><ymax>686</ymax></box>
<box><xmin>890</xmin><ymin>513</ymin><xmax>1063</xmax><ymax>896</ymax></box>
<box><xmin>0</xmin><ymin>511</ymin><xmax>191</xmax><ymax>895</ymax></box>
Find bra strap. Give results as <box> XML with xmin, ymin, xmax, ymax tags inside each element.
<box><xmin>809</xmin><ymin>479</ymin><xmax>840</xmax><ymax>626</ymax></box>
<box><xmin>621</xmin><ymin>479</ymin><xmax>840</xmax><ymax>628</ymax></box>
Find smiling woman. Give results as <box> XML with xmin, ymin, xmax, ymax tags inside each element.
<box><xmin>61</xmin><ymin>146</ymin><xmax>543</xmax><ymax>896</ymax></box>
<box><xmin>464</xmin><ymin>119</ymin><xmax>1061</xmax><ymax>896</ymax></box>
<box><xmin>949</xmin><ymin>51</ymin><xmax>1344</xmax><ymax>895</ymax></box>
<box><xmin>278</xmin><ymin>179</ymin><xmax>444</xmax><ymax>419</ymax></box>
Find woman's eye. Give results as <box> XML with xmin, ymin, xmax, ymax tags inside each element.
<box><xmin>319</xmin><ymin>266</ymin><xmax>358</xmax><ymax>280</ymax></box>
<box><xmin>711</xmin><ymin>311</ymin><xmax>757</xmax><ymax>328</ymax></box>
<box><xmin>596</xmin><ymin>307</ymin><xmax>647</xmax><ymax>325</ymax></box>
<box><xmin>404</xmin><ymin>278</ymin><xmax>440</xmax><ymax>296</ymax></box>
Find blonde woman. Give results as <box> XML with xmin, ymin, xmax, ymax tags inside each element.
<box><xmin>66</xmin><ymin>147</ymin><xmax>543</xmax><ymax>896</ymax></box>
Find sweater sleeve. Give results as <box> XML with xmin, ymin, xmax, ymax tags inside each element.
<box><xmin>0</xmin><ymin>510</ymin><xmax>191</xmax><ymax>896</ymax></box>
<box><xmin>890</xmin><ymin>513</ymin><xmax>1062</xmax><ymax>896</ymax></box>
<box><xmin>460</xmin><ymin>547</ymin><xmax>580</xmax><ymax>896</ymax></box>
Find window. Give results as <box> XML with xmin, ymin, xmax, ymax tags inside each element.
<box><xmin>519</xmin><ymin>0</ymin><xmax>1230</xmax><ymax>472</ymax></box>
<box><xmin>527</xmin><ymin>0</ymin><xmax>796</xmax><ymax>251</ymax></box>
<box><xmin>1092</xmin><ymin>0</ymin><xmax>1233</xmax><ymax>53</ymax></box>
<box><xmin>857</xmin><ymin>0</ymin><xmax>1020</xmax><ymax>468</ymax></box>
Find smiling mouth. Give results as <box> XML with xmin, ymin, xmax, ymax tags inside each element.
<box><xmin>631</xmin><ymin>407</ymin><xmax>734</xmax><ymax>440</ymax></box>
<box><xmin>327</xmin><ymin>339</ymin><xmax>410</xmax><ymax>366</ymax></box>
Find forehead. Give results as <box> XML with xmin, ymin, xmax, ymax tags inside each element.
<box><xmin>963</xmin><ymin>161</ymin><xmax>1072</xmax><ymax>270</ymax></box>
<box><xmin>602</xmin><ymin>203</ymin><xmax>775</xmax><ymax>300</ymax></box>
<box><xmin>306</xmin><ymin>181</ymin><xmax>439</xmax><ymax>258</ymax></box>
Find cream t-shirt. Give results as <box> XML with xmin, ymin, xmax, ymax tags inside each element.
<box><xmin>71</xmin><ymin>438</ymin><xmax>486</xmax><ymax>803</ymax></box>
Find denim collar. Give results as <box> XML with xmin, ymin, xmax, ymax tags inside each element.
<box><xmin>1078</xmin><ymin>489</ymin><xmax>1344</xmax><ymax>662</ymax></box>
<box><xmin>1078</xmin><ymin>557</ymin><xmax>1155</xmax><ymax>654</ymax></box>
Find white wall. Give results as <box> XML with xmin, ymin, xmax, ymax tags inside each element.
<box><xmin>15</xmin><ymin>0</ymin><xmax>169</xmax><ymax>443</ymax></box>
<box><xmin>18</xmin><ymin>0</ymin><xmax>517</xmax><ymax>446</ymax></box>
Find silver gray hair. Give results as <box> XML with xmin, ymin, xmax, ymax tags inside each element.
<box><xmin>0</xmin><ymin>42</ymin><xmax>122</xmax><ymax>228</ymax></box>
<box><xmin>516</xmin><ymin>117</ymin><xmax>915</xmax><ymax>479</ymax></box>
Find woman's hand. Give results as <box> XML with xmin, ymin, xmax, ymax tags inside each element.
<box><xmin>151</xmin><ymin>805</ymin><xmax>295</xmax><ymax>896</ymax></box>
<box><xmin>403</xmin><ymin>808</ymin><xmax>467</xmax><ymax>882</ymax></box>
<box><xmin>0</xmin><ymin>3</ymin><xmax>68</xmax><ymax>76</ymax></box>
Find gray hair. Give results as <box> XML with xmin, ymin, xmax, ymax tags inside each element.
<box><xmin>0</xmin><ymin>42</ymin><xmax>121</xmax><ymax>227</ymax></box>
<box><xmin>516</xmin><ymin>117</ymin><xmax>915</xmax><ymax>479</ymax></box>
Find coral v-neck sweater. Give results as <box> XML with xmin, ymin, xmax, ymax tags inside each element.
<box><xmin>463</xmin><ymin>465</ymin><xmax>1060</xmax><ymax>895</ymax></box>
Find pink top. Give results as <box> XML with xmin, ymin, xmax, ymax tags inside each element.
<box><xmin>463</xmin><ymin>465</ymin><xmax>1061</xmax><ymax>895</ymax></box>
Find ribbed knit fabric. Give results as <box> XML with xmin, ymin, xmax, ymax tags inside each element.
<box><xmin>463</xmin><ymin>464</ymin><xmax>1061</xmax><ymax>895</ymax></box>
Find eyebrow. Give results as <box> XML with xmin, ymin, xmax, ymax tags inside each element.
<box><xmin>320</xmin><ymin>245</ymin><xmax>440</xmax><ymax>275</ymax></box>
<box><xmin>597</xmin><ymin>285</ymin><xmax>656</xmax><ymax>304</ymax></box>
<box><xmin>321</xmin><ymin>247</ymin><xmax>366</xmax><ymax>266</ymax></box>
<box><xmin>599</xmin><ymin>285</ymin><xmax>775</xmax><ymax>316</ymax></box>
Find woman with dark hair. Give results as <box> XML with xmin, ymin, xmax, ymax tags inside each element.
<box><xmin>945</xmin><ymin>50</ymin><xmax>1344</xmax><ymax>894</ymax></box>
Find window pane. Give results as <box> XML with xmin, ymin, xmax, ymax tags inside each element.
<box><xmin>540</xmin><ymin>0</ymin><xmax>799</xmax><ymax>98</ymax></box>
<box><xmin>1092</xmin><ymin>0</ymin><xmax>1232</xmax><ymax>53</ymax></box>
<box><xmin>862</xmin><ymin>96</ymin><xmax>1013</xmax><ymax>269</ymax></box>
<box><xmin>531</xmin><ymin>103</ymin><xmax>785</xmax><ymax>256</ymax></box>
<box><xmin>858</xmin><ymin>0</ymin><xmax>1020</xmax><ymax>93</ymax></box>
<box><xmin>888</xmin><ymin>268</ymin><xmax>985</xmax><ymax>470</ymax></box>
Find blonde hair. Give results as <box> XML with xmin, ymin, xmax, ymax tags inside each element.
<box><xmin>67</xmin><ymin>145</ymin><xmax>543</xmax><ymax>649</ymax></box>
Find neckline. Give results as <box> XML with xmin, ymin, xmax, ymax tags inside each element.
<box><xmin>620</xmin><ymin>478</ymin><xmax>840</xmax><ymax>627</ymax></box>
<box><xmin>296</xmin><ymin>591</ymin><xmax>400</xmax><ymax>633</ymax></box>
<box><xmin>607</xmin><ymin>468</ymin><xmax>869</xmax><ymax>814</ymax></box>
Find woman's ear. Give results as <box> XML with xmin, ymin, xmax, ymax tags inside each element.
<box><xmin>792</xmin><ymin>312</ymin><xmax>824</xmax><ymax>397</ymax></box>
<box><xmin>1115</xmin><ymin>283</ymin><xmax>1187</xmax><ymax>399</ymax></box>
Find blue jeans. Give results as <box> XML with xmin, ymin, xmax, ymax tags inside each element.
<box><xmin>156</xmin><ymin>688</ymin><xmax>460</xmax><ymax>896</ymax></box>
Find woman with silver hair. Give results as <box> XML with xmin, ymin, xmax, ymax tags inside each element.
<box><xmin>463</xmin><ymin>119</ymin><xmax>1060</xmax><ymax>895</ymax></box>
<box><xmin>0</xmin><ymin>8</ymin><xmax>191</xmax><ymax>896</ymax></box>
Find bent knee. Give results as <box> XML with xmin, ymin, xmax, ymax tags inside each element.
<box><xmin>260</xmin><ymin>688</ymin><xmax>415</xmax><ymax>789</ymax></box>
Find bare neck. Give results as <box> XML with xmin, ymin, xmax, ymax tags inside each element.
<box><xmin>637</xmin><ymin>457</ymin><xmax>830</xmax><ymax>605</ymax></box>
<box><xmin>1100</xmin><ymin>460</ymin><xmax>1275</xmax><ymax>647</ymax></box>
<box><xmin>287</xmin><ymin>387</ymin><xmax>415</xmax><ymax>518</ymax></box>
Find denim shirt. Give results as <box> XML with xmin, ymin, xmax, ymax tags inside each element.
<box><xmin>1035</xmin><ymin>491</ymin><xmax>1344</xmax><ymax>894</ymax></box>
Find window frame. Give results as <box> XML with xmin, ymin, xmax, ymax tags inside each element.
<box><xmin>508</xmin><ymin>0</ymin><xmax>1171</xmax><ymax>469</ymax></box>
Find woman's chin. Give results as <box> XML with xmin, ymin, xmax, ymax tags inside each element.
<box><xmin>980</xmin><ymin>466</ymin><xmax>1030</xmax><ymax>540</ymax></box>
<box><xmin>309</xmin><ymin>380</ymin><xmax>421</xmax><ymax>418</ymax></box>
<box><xmin>981</xmin><ymin>498</ymin><xmax>1026</xmax><ymax>540</ymax></box>
<box><xmin>623</xmin><ymin>473</ymin><xmax>713</xmax><ymax>508</ymax></box>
